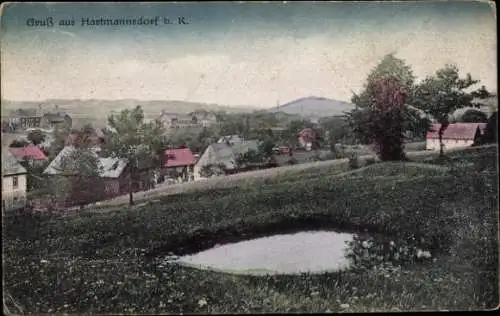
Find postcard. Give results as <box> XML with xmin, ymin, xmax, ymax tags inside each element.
<box><xmin>1</xmin><ymin>1</ymin><xmax>498</xmax><ymax>314</ymax></box>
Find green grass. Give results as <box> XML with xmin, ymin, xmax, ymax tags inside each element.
<box><xmin>3</xmin><ymin>146</ymin><xmax>498</xmax><ymax>313</ymax></box>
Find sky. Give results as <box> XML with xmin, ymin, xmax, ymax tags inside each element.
<box><xmin>1</xmin><ymin>2</ymin><xmax>497</xmax><ymax>108</ymax></box>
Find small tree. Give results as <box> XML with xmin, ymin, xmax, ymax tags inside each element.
<box><xmin>52</xmin><ymin>147</ymin><xmax>105</xmax><ymax>210</ymax></box>
<box><xmin>258</xmin><ymin>136</ymin><xmax>276</xmax><ymax>162</ymax></box>
<box><xmin>195</xmin><ymin>127</ymin><xmax>216</xmax><ymax>153</ymax></box>
<box><xmin>460</xmin><ymin>109</ymin><xmax>488</xmax><ymax>123</ymax></box>
<box><xmin>45</xmin><ymin>176</ymin><xmax>71</xmax><ymax>212</ymax></box>
<box><xmin>27</xmin><ymin>129</ymin><xmax>46</xmax><ymax>146</ymax></box>
<box><xmin>199</xmin><ymin>163</ymin><xmax>226</xmax><ymax>178</ymax></box>
<box><xmin>414</xmin><ymin>65</ymin><xmax>491</xmax><ymax>156</ymax></box>
<box><xmin>482</xmin><ymin>111</ymin><xmax>498</xmax><ymax>144</ymax></box>
<box><xmin>235</xmin><ymin>149</ymin><xmax>264</xmax><ymax>169</ymax></box>
<box><xmin>49</xmin><ymin>124</ymin><xmax>71</xmax><ymax>160</ymax></box>
<box><xmin>103</xmin><ymin>106</ymin><xmax>166</xmax><ymax>205</ymax></box>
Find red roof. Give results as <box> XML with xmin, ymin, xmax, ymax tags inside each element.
<box><xmin>426</xmin><ymin>123</ymin><xmax>487</xmax><ymax>140</ymax></box>
<box><xmin>9</xmin><ymin>144</ymin><xmax>47</xmax><ymax>160</ymax></box>
<box><xmin>164</xmin><ymin>148</ymin><xmax>196</xmax><ymax>168</ymax></box>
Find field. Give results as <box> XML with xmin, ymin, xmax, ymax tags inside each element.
<box><xmin>98</xmin><ymin>144</ymin><xmax>451</xmax><ymax>208</ymax></box>
<box><xmin>3</xmin><ymin>145</ymin><xmax>499</xmax><ymax>313</ymax></box>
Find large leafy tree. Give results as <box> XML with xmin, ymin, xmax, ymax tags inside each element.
<box><xmin>351</xmin><ymin>53</ymin><xmax>416</xmax><ymax>109</ymax></box>
<box><xmin>413</xmin><ymin>65</ymin><xmax>491</xmax><ymax>156</ymax></box>
<box><xmin>103</xmin><ymin>106</ymin><xmax>167</xmax><ymax>205</ymax></box>
<box><xmin>348</xmin><ymin>54</ymin><xmax>415</xmax><ymax>161</ymax></box>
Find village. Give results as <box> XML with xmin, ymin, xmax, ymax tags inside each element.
<box><xmin>2</xmin><ymin>2</ymin><xmax>499</xmax><ymax>313</ymax></box>
<box><xmin>2</xmin><ymin>93</ymin><xmax>497</xmax><ymax>213</ymax></box>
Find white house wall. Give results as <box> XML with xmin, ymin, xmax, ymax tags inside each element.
<box><xmin>426</xmin><ymin>138</ymin><xmax>473</xmax><ymax>151</ymax></box>
<box><xmin>193</xmin><ymin>146</ymin><xmax>214</xmax><ymax>181</ymax></box>
<box><xmin>2</xmin><ymin>174</ymin><xmax>27</xmax><ymax>211</ymax></box>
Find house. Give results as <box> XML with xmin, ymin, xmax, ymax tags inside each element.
<box><xmin>9</xmin><ymin>144</ymin><xmax>47</xmax><ymax>166</ymax></box>
<box><xmin>189</xmin><ymin>110</ymin><xmax>217</xmax><ymax>128</ymax></box>
<box><xmin>157</xmin><ymin>110</ymin><xmax>217</xmax><ymax>131</ymax></box>
<box><xmin>8</xmin><ymin>108</ymin><xmax>43</xmax><ymax>131</ymax></box>
<box><xmin>42</xmin><ymin>110</ymin><xmax>72</xmax><ymax>130</ymax></box>
<box><xmin>2</xmin><ymin>148</ymin><xmax>28</xmax><ymax>211</ymax></box>
<box><xmin>426</xmin><ymin>123</ymin><xmax>487</xmax><ymax>151</ymax></box>
<box><xmin>43</xmin><ymin>146</ymin><xmax>130</xmax><ymax>207</ymax></box>
<box><xmin>157</xmin><ymin>112</ymin><xmax>193</xmax><ymax>129</ymax></box>
<box><xmin>162</xmin><ymin>148</ymin><xmax>197</xmax><ymax>182</ymax></box>
<box><xmin>194</xmin><ymin>140</ymin><xmax>259</xmax><ymax>181</ymax></box>
<box><xmin>99</xmin><ymin>128</ymin><xmax>158</xmax><ymax>192</ymax></box>
<box><xmin>6</xmin><ymin>105</ymin><xmax>73</xmax><ymax>132</ymax></box>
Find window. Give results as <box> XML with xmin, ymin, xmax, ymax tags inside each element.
<box><xmin>12</xmin><ymin>176</ymin><xmax>18</xmax><ymax>189</ymax></box>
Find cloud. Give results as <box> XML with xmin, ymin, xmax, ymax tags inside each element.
<box><xmin>1</xmin><ymin>16</ymin><xmax>496</xmax><ymax>106</ymax></box>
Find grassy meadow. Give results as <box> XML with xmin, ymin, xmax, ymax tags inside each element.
<box><xmin>3</xmin><ymin>146</ymin><xmax>499</xmax><ymax>314</ymax></box>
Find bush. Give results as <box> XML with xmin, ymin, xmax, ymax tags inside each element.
<box><xmin>348</xmin><ymin>153</ymin><xmax>360</xmax><ymax>170</ymax></box>
<box><xmin>365</xmin><ymin>157</ymin><xmax>377</xmax><ymax>166</ymax></box>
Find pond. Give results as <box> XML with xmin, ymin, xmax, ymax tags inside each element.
<box><xmin>160</xmin><ymin>230</ymin><xmax>434</xmax><ymax>276</ymax></box>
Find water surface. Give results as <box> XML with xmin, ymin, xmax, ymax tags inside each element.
<box><xmin>175</xmin><ymin>231</ymin><xmax>355</xmax><ymax>275</ymax></box>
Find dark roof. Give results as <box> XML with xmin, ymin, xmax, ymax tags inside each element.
<box><xmin>43</xmin><ymin>112</ymin><xmax>70</xmax><ymax>122</ymax></box>
<box><xmin>2</xmin><ymin>148</ymin><xmax>28</xmax><ymax>175</ymax></box>
<box><xmin>43</xmin><ymin>146</ymin><xmax>128</xmax><ymax>178</ymax></box>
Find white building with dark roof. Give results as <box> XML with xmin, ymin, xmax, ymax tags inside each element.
<box><xmin>2</xmin><ymin>148</ymin><xmax>28</xmax><ymax>211</ymax></box>
<box><xmin>43</xmin><ymin>146</ymin><xmax>130</xmax><ymax>207</ymax></box>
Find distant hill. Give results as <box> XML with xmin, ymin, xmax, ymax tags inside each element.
<box><xmin>271</xmin><ymin>96</ymin><xmax>355</xmax><ymax>119</ymax></box>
